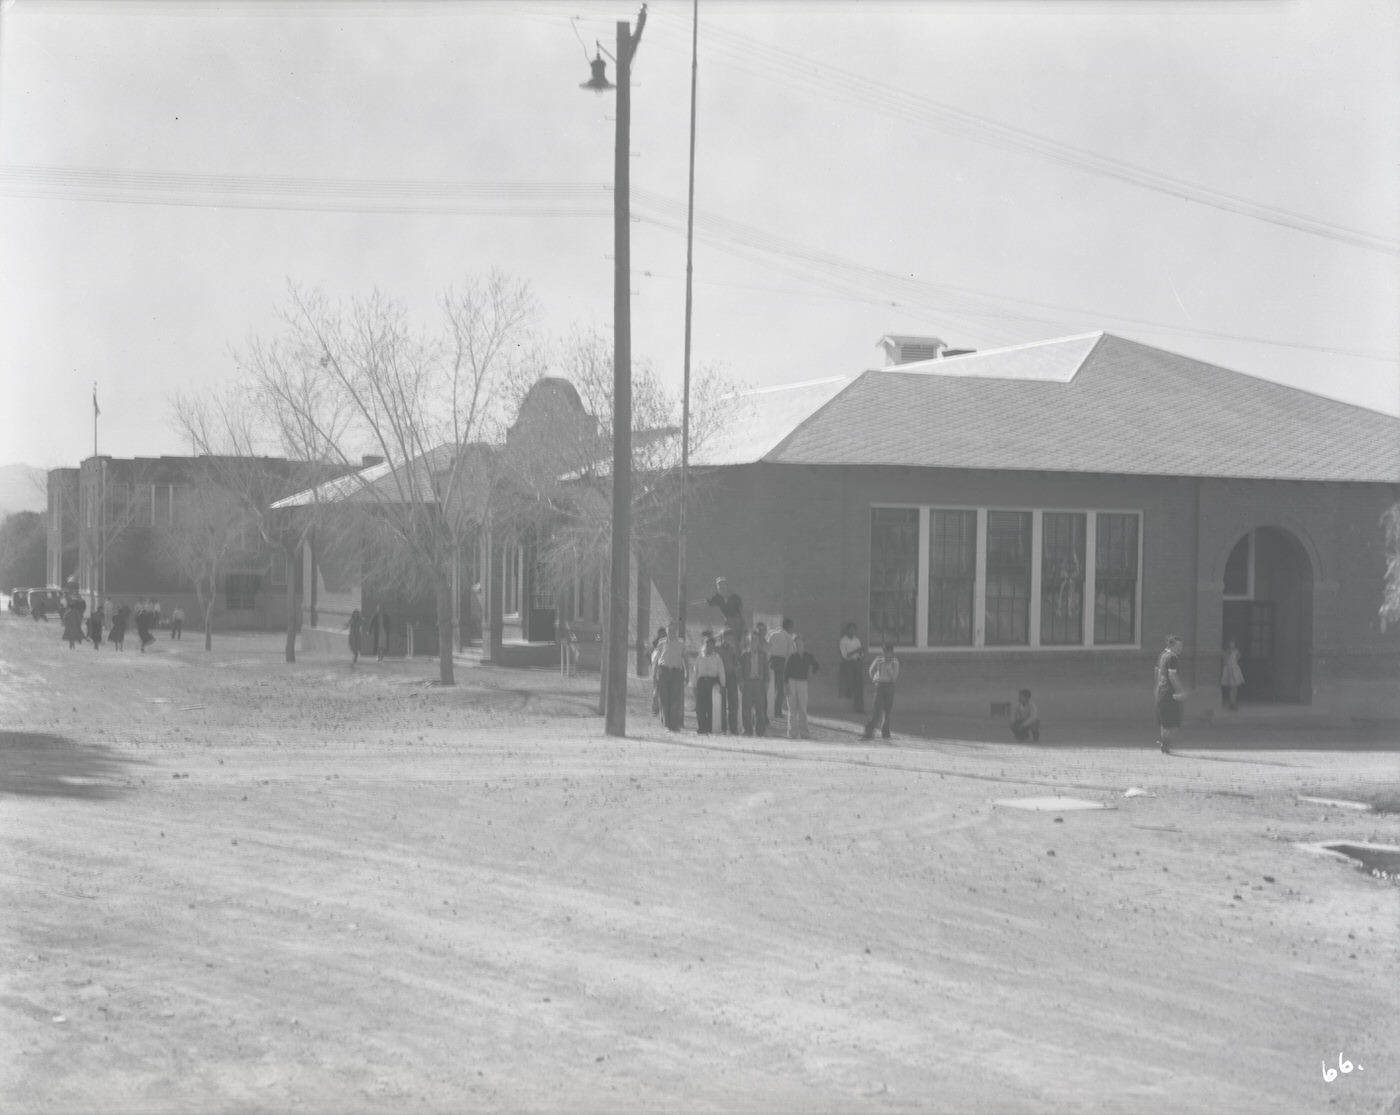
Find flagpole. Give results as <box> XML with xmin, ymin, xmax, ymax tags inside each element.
<box><xmin>93</xmin><ymin>383</ymin><xmax>102</xmax><ymax>607</ymax></box>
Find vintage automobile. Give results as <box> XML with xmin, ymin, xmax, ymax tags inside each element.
<box><xmin>6</xmin><ymin>588</ymin><xmax>30</xmax><ymax>614</ymax></box>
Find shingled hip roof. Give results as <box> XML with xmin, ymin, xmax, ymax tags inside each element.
<box><xmin>744</xmin><ymin>333</ymin><xmax>1400</xmax><ymax>483</ymax></box>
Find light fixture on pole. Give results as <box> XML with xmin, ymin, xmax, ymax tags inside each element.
<box><xmin>580</xmin><ymin>50</ymin><xmax>614</xmax><ymax>93</ymax></box>
<box><xmin>584</xmin><ymin>5</ymin><xmax>646</xmax><ymax>737</ymax></box>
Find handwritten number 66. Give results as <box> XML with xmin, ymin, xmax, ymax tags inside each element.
<box><xmin>1323</xmin><ymin>1054</ymin><xmax>1360</xmax><ymax>1082</ymax></box>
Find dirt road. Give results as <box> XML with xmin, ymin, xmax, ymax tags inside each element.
<box><xmin>2</xmin><ymin>620</ymin><xmax>1397</xmax><ymax>1113</ymax></box>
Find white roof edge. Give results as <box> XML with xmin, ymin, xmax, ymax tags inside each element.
<box><xmin>721</xmin><ymin>374</ymin><xmax>854</xmax><ymax>402</ymax></box>
<box><xmin>892</xmin><ymin>331</ymin><xmax>1106</xmax><ymax>367</ymax></box>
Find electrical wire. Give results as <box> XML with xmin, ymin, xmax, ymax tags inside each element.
<box><xmin>3</xmin><ymin>163</ymin><xmax>1392</xmax><ymax>362</ymax></box>
<box><xmin>627</xmin><ymin>12</ymin><xmax>1399</xmax><ymax>256</ymax></box>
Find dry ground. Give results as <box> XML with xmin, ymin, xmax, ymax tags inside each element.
<box><xmin>1</xmin><ymin>618</ymin><xmax>1397</xmax><ymax>1114</ymax></box>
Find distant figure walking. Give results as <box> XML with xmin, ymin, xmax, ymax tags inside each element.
<box><xmin>1220</xmin><ymin>639</ymin><xmax>1244</xmax><ymax>711</ymax></box>
<box><xmin>1155</xmin><ymin>634</ymin><xmax>1186</xmax><ymax>754</ymax></box>
<box><xmin>837</xmin><ymin>622</ymin><xmax>865</xmax><ymax>713</ymax></box>
<box><xmin>347</xmin><ymin>609</ymin><xmax>363</xmax><ymax>666</ymax></box>
<box><xmin>110</xmin><ymin>604</ymin><xmax>129</xmax><ymax>651</ymax></box>
<box><xmin>135</xmin><ymin>602</ymin><xmax>155</xmax><ymax>652</ymax></box>
<box><xmin>62</xmin><ymin>600</ymin><xmax>85</xmax><ymax>649</ymax></box>
<box><xmin>171</xmin><ymin>605</ymin><xmax>185</xmax><ymax>640</ymax></box>
<box><xmin>862</xmin><ymin>642</ymin><xmax>900</xmax><ymax>741</ymax></box>
<box><xmin>87</xmin><ymin>605</ymin><xmax>105</xmax><ymax>650</ymax></box>
<box><xmin>368</xmin><ymin>605</ymin><xmax>392</xmax><ymax>662</ymax></box>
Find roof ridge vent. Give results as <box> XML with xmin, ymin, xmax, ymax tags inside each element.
<box><xmin>877</xmin><ymin>334</ymin><xmax>947</xmax><ymax>366</ymax></box>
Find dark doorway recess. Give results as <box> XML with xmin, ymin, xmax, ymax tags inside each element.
<box><xmin>1221</xmin><ymin>527</ymin><xmax>1313</xmax><ymax>703</ymax></box>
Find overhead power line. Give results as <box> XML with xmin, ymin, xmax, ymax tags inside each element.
<box><xmin>628</xmin><ymin>187</ymin><xmax>1397</xmax><ymax>362</ymax></box>
<box><xmin>0</xmin><ymin>165</ymin><xmax>615</xmax><ymax>217</ymax></box>
<box><xmin>3</xmin><ymin>164</ymin><xmax>1391</xmax><ymax>363</ymax></box>
<box><xmin>630</xmin><ymin>17</ymin><xmax>1399</xmax><ymax>257</ymax></box>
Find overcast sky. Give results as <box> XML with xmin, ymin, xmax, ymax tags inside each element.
<box><xmin>1</xmin><ymin>0</ymin><xmax>1397</xmax><ymax>469</ymax></box>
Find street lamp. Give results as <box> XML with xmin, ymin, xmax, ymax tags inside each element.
<box><xmin>585</xmin><ymin>6</ymin><xmax>646</xmax><ymax>737</ymax></box>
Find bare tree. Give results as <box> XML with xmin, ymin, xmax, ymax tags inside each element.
<box><xmin>157</xmin><ymin>473</ymin><xmax>255</xmax><ymax>651</ymax></box>
<box><xmin>172</xmin><ymin>369</ymin><xmax>352</xmax><ymax>663</ymax></box>
<box><xmin>234</xmin><ymin>273</ymin><xmax>537</xmax><ymax>685</ymax></box>
<box><xmin>499</xmin><ymin>325</ymin><xmax>741</xmax><ymax>704</ymax></box>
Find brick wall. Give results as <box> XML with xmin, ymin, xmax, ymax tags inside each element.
<box><xmin>667</xmin><ymin>464</ymin><xmax>1400</xmax><ymax>717</ymax></box>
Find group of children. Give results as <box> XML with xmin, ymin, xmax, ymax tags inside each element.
<box><xmin>647</xmin><ymin>577</ymin><xmax>904</xmax><ymax>742</ymax></box>
<box><xmin>59</xmin><ymin>596</ymin><xmax>177</xmax><ymax>653</ymax></box>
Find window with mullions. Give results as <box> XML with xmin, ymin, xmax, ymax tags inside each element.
<box><xmin>1094</xmin><ymin>513</ymin><xmax>1139</xmax><ymax>644</ymax></box>
<box><xmin>927</xmin><ymin>510</ymin><xmax>976</xmax><ymax>645</ymax></box>
<box><xmin>869</xmin><ymin>508</ymin><xmax>918</xmax><ymax>646</ymax></box>
<box><xmin>225</xmin><ymin>573</ymin><xmax>259</xmax><ymax>611</ymax></box>
<box><xmin>1040</xmin><ymin>512</ymin><xmax>1086</xmax><ymax>645</ymax></box>
<box><xmin>984</xmin><ymin>511</ymin><xmax>1032</xmax><ymax>645</ymax></box>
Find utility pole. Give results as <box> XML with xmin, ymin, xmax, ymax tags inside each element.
<box><xmin>676</xmin><ymin>0</ymin><xmax>698</xmax><ymax>639</ymax></box>
<box><xmin>603</xmin><ymin>7</ymin><xmax>646</xmax><ymax>736</ymax></box>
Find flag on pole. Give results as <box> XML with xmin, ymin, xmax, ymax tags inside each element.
<box><xmin>93</xmin><ymin>387</ymin><xmax>100</xmax><ymax>418</ymax></box>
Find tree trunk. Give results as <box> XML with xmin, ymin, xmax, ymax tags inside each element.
<box><xmin>194</xmin><ymin>573</ymin><xmax>214</xmax><ymax>651</ymax></box>
<box><xmin>203</xmin><ymin>592</ymin><xmax>215</xmax><ymax>652</ymax></box>
<box><xmin>284</xmin><ymin>546</ymin><xmax>298</xmax><ymax>663</ymax></box>
<box><xmin>597</xmin><ymin>567</ymin><xmax>610</xmax><ymax>715</ymax></box>
<box><xmin>436</xmin><ymin>575</ymin><xmax>455</xmax><ymax>686</ymax></box>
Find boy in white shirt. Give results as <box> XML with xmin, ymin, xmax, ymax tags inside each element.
<box><xmin>862</xmin><ymin>642</ymin><xmax>900</xmax><ymax>741</ymax></box>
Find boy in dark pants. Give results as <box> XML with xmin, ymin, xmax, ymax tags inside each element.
<box><xmin>717</xmin><ymin>628</ymin><xmax>742</xmax><ymax>734</ymax></box>
<box><xmin>738</xmin><ymin>630</ymin><xmax>769</xmax><ymax>737</ymax></box>
<box><xmin>862</xmin><ymin>642</ymin><xmax>900</xmax><ymax>740</ymax></box>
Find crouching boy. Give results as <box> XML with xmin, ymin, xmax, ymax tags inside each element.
<box><xmin>1010</xmin><ymin>688</ymin><xmax>1041</xmax><ymax>742</ymax></box>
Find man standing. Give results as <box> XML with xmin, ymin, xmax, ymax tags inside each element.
<box><xmin>766</xmin><ymin>617</ymin><xmax>795</xmax><ymax>719</ymax></box>
<box><xmin>650</xmin><ymin>622</ymin><xmax>688</xmax><ymax>732</ymax></box>
<box><xmin>1155</xmin><ymin>634</ymin><xmax>1186</xmax><ymax>754</ymax></box>
<box><xmin>705</xmin><ymin>577</ymin><xmax>744</xmax><ymax>635</ymax></box>
<box><xmin>783</xmin><ymin>635</ymin><xmax>819</xmax><ymax>739</ymax></box>
<box><xmin>171</xmin><ymin>605</ymin><xmax>185</xmax><ymax>640</ymax></box>
<box><xmin>738</xmin><ymin>629</ymin><xmax>770</xmax><ymax>737</ymax></box>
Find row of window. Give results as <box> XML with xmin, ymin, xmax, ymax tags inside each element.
<box><xmin>870</xmin><ymin>507</ymin><xmax>1141</xmax><ymax>649</ymax></box>
<box><xmin>84</xmin><ymin>482</ymin><xmax>183</xmax><ymax>529</ymax></box>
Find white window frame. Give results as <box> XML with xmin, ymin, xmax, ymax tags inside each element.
<box><xmin>870</xmin><ymin>504</ymin><xmax>1143</xmax><ymax>652</ymax></box>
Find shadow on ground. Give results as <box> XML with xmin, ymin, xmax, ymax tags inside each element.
<box><xmin>816</xmin><ymin>710</ymin><xmax>1400</xmax><ymax>750</ymax></box>
<box><xmin>0</xmin><ymin>731</ymin><xmax>142</xmax><ymax>800</ymax></box>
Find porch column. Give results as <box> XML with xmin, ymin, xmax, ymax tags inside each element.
<box><xmin>485</xmin><ymin>527</ymin><xmax>504</xmax><ymax>663</ymax></box>
<box><xmin>635</xmin><ymin>547</ymin><xmax>650</xmax><ymax>676</ymax></box>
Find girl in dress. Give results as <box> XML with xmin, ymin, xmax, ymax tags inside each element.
<box><xmin>1220</xmin><ymin>639</ymin><xmax>1245</xmax><ymax>710</ymax></box>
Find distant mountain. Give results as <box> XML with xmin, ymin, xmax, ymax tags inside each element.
<box><xmin>0</xmin><ymin>464</ymin><xmax>46</xmax><ymax>517</ymax></box>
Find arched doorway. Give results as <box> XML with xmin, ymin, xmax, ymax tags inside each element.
<box><xmin>1220</xmin><ymin>527</ymin><xmax>1314</xmax><ymax>703</ymax></box>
